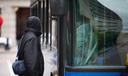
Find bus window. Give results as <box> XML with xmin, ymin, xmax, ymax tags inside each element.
<box><xmin>72</xmin><ymin>0</ymin><xmax>98</xmax><ymax>66</ymax></box>
<box><xmin>66</xmin><ymin>0</ymin><xmax>125</xmax><ymax>66</ymax></box>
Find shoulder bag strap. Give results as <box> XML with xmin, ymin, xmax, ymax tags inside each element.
<box><xmin>16</xmin><ymin>35</ymin><xmax>25</xmax><ymax>57</ymax></box>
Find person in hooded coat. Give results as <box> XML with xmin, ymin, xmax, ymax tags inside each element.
<box><xmin>17</xmin><ymin>16</ymin><xmax>44</xmax><ymax>76</ymax></box>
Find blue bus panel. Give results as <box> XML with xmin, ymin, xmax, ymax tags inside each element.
<box><xmin>64</xmin><ymin>72</ymin><xmax>128</xmax><ymax>76</ymax></box>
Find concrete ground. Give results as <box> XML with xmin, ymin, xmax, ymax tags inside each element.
<box><xmin>0</xmin><ymin>46</ymin><xmax>17</xmax><ymax>76</ymax></box>
<box><xmin>0</xmin><ymin>45</ymin><xmax>57</xmax><ymax>76</ymax></box>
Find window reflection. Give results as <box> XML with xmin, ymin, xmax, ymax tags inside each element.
<box><xmin>67</xmin><ymin>0</ymin><xmax>126</xmax><ymax>66</ymax></box>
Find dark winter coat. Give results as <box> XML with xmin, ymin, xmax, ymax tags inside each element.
<box><xmin>17</xmin><ymin>16</ymin><xmax>44</xmax><ymax>76</ymax></box>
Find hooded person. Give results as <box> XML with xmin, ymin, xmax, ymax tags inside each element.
<box><xmin>17</xmin><ymin>16</ymin><xmax>44</xmax><ymax>76</ymax></box>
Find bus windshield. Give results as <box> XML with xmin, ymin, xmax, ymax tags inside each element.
<box><xmin>66</xmin><ymin>0</ymin><xmax>128</xmax><ymax>66</ymax></box>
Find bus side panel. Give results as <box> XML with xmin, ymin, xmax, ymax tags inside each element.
<box><xmin>64</xmin><ymin>72</ymin><xmax>128</xmax><ymax>76</ymax></box>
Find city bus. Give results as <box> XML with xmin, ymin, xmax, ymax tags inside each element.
<box><xmin>30</xmin><ymin>0</ymin><xmax>128</xmax><ymax>76</ymax></box>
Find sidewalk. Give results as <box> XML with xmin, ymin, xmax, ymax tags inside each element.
<box><xmin>0</xmin><ymin>46</ymin><xmax>17</xmax><ymax>76</ymax></box>
<box><xmin>0</xmin><ymin>45</ymin><xmax>57</xmax><ymax>76</ymax></box>
<box><xmin>42</xmin><ymin>46</ymin><xmax>58</xmax><ymax>76</ymax></box>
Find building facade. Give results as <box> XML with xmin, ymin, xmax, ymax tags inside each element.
<box><xmin>0</xmin><ymin>0</ymin><xmax>30</xmax><ymax>47</ymax></box>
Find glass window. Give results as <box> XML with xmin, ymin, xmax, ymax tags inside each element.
<box><xmin>66</xmin><ymin>0</ymin><xmax>128</xmax><ymax>66</ymax></box>
<box><xmin>72</xmin><ymin>0</ymin><xmax>98</xmax><ymax>66</ymax></box>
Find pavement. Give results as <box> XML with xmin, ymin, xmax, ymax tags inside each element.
<box><xmin>0</xmin><ymin>45</ymin><xmax>58</xmax><ymax>76</ymax></box>
<box><xmin>42</xmin><ymin>46</ymin><xmax>58</xmax><ymax>76</ymax></box>
<box><xmin>0</xmin><ymin>46</ymin><xmax>17</xmax><ymax>76</ymax></box>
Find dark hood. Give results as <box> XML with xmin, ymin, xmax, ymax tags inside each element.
<box><xmin>25</xmin><ymin>16</ymin><xmax>42</xmax><ymax>36</ymax></box>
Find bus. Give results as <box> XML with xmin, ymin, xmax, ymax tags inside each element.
<box><xmin>30</xmin><ymin>0</ymin><xmax>128</xmax><ymax>76</ymax></box>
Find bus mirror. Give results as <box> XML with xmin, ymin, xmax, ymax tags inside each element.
<box><xmin>50</xmin><ymin>0</ymin><xmax>65</xmax><ymax>16</ymax></box>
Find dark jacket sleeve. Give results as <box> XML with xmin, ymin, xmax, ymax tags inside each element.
<box><xmin>23</xmin><ymin>38</ymin><xmax>38</xmax><ymax>76</ymax></box>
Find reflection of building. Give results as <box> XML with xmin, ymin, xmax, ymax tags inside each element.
<box><xmin>90</xmin><ymin>0</ymin><xmax>122</xmax><ymax>50</ymax></box>
<box><xmin>0</xmin><ymin>0</ymin><xmax>30</xmax><ymax>46</ymax></box>
<box><xmin>90</xmin><ymin>0</ymin><xmax>122</xmax><ymax>32</ymax></box>
<box><xmin>97</xmin><ymin>0</ymin><xmax>128</xmax><ymax>32</ymax></box>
